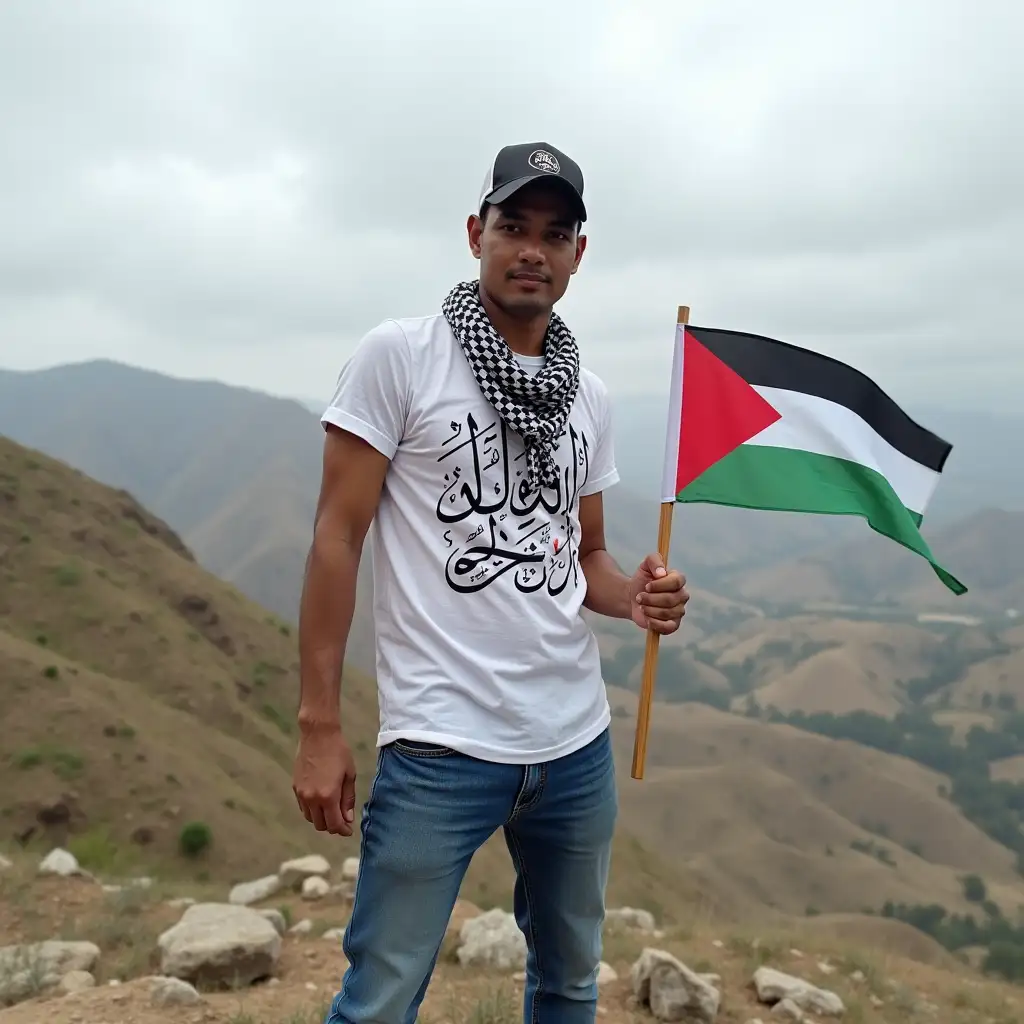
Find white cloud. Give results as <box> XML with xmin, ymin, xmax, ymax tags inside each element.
<box><xmin>0</xmin><ymin>0</ymin><xmax>1020</xmax><ymax>412</ymax></box>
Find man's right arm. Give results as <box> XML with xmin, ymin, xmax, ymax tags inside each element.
<box><xmin>292</xmin><ymin>424</ymin><xmax>389</xmax><ymax>836</ymax></box>
<box><xmin>297</xmin><ymin>423</ymin><xmax>388</xmax><ymax>732</ymax></box>
<box><xmin>292</xmin><ymin>318</ymin><xmax>410</xmax><ymax>836</ymax></box>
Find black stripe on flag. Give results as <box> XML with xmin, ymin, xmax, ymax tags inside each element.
<box><xmin>688</xmin><ymin>326</ymin><xmax>952</xmax><ymax>473</ymax></box>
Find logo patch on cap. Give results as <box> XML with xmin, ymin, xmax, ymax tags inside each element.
<box><xmin>528</xmin><ymin>149</ymin><xmax>560</xmax><ymax>174</ymax></box>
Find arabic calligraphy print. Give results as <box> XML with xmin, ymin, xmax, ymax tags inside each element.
<box><xmin>435</xmin><ymin>412</ymin><xmax>591</xmax><ymax>596</ymax></box>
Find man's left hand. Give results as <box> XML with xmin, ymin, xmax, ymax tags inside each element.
<box><xmin>628</xmin><ymin>554</ymin><xmax>689</xmax><ymax>634</ymax></box>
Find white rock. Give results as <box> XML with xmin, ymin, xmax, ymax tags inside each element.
<box><xmin>301</xmin><ymin>876</ymin><xmax>330</xmax><ymax>901</ymax></box>
<box><xmin>0</xmin><ymin>853</ymin><xmax>12</xmax><ymax>870</ymax></box>
<box><xmin>289</xmin><ymin>919</ymin><xmax>313</xmax><ymax>935</ymax></box>
<box><xmin>850</xmin><ymin>970</ymin><xmax>866</xmax><ymax>983</ymax></box>
<box><xmin>305</xmin><ymin>982</ymin><xmax>317</xmax><ymax>991</ymax></box>
<box><xmin>259</xmin><ymin>909</ymin><xmax>287</xmax><ymax>936</ymax></box>
<box><xmin>605</xmin><ymin>907</ymin><xmax>656</xmax><ymax>932</ymax></box>
<box><xmin>0</xmin><ymin>941</ymin><xmax>100</xmax><ymax>1005</ymax></box>
<box><xmin>157</xmin><ymin>902</ymin><xmax>281</xmax><ymax>987</ymax></box>
<box><xmin>58</xmin><ymin>970</ymin><xmax>95</xmax><ymax>994</ymax></box>
<box><xmin>596</xmin><ymin>961</ymin><xmax>618</xmax><ymax>986</ymax></box>
<box><xmin>771</xmin><ymin>998</ymin><xmax>804</xmax><ymax>1021</ymax></box>
<box><xmin>322</xmin><ymin>928</ymin><xmax>345</xmax><ymax>942</ymax></box>
<box><xmin>456</xmin><ymin>908</ymin><xmax>527</xmax><ymax>970</ymax></box>
<box><xmin>101</xmin><ymin>884</ymin><xmax>123</xmax><ymax>894</ymax></box>
<box><xmin>631</xmin><ymin>948</ymin><xmax>720</xmax><ymax>1024</ymax></box>
<box><xmin>753</xmin><ymin>966</ymin><xmax>845</xmax><ymax>1017</ymax></box>
<box><xmin>228</xmin><ymin>874</ymin><xmax>282</xmax><ymax>906</ymax></box>
<box><xmin>150</xmin><ymin>975</ymin><xmax>202</xmax><ymax>1007</ymax></box>
<box><xmin>38</xmin><ymin>848</ymin><xmax>80</xmax><ymax>877</ymax></box>
<box><xmin>817</xmin><ymin>960</ymin><xmax>836</xmax><ymax>975</ymax></box>
<box><xmin>279</xmin><ymin>855</ymin><xmax>331</xmax><ymax>889</ymax></box>
<box><xmin>341</xmin><ymin>856</ymin><xmax>360</xmax><ymax>881</ymax></box>
<box><xmin>167</xmin><ymin>897</ymin><xmax>196</xmax><ymax>909</ymax></box>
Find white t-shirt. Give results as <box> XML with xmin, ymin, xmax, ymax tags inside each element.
<box><xmin>321</xmin><ymin>312</ymin><xmax>620</xmax><ymax>764</ymax></box>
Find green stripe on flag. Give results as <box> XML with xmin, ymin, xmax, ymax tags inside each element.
<box><xmin>676</xmin><ymin>445</ymin><xmax>967</xmax><ymax>595</ymax></box>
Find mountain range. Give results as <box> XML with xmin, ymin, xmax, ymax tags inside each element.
<box><xmin>0</xmin><ymin>359</ymin><xmax>1020</xmax><ymax>637</ymax></box>
<box><xmin>3</xmin><ymin>430</ymin><xmax>1023</xmax><ymax>932</ymax></box>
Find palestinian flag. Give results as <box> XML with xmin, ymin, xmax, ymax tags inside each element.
<box><xmin>662</xmin><ymin>324</ymin><xmax>967</xmax><ymax>595</ymax></box>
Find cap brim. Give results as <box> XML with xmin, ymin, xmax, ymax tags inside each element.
<box><xmin>482</xmin><ymin>174</ymin><xmax>587</xmax><ymax>223</ymax></box>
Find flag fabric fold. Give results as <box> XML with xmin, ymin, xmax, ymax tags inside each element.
<box><xmin>661</xmin><ymin>324</ymin><xmax>967</xmax><ymax>596</ymax></box>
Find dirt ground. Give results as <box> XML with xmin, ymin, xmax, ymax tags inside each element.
<box><xmin>2</xmin><ymin>860</ymin><xmax>1023</xmax><ymax>1024</ymax></box>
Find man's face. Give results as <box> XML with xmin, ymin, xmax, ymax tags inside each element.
<box><xmin>467</xmin><ymin>180</ymin><xmax>587</xmax><ymax>319</ymax></box>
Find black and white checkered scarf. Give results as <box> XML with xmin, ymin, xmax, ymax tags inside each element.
<box><xmin>442</xmin><ymin>280</ymin><xmax>580</xmax><ymax>493</ymax></box>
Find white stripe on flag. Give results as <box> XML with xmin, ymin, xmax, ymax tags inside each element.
<box><xmin>660</xmin><ymin>323</ymin><xmax>685</xmax><ymax>503</ymax></box>
<box><xmin>747</xmin><ymin>386</ymin><xmax>942</xmax><ymax>515</ymax></box>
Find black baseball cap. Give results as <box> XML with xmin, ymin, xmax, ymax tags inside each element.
<box><xmin>477</xmin><ymin>142</ymin><xmax>587</xmax><ymax>223</ymax></box>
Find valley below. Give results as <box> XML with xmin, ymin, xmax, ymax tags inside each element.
<box><xmin>1</xmin><ymin>363</ymin><xmax>1023</xmax><ymax>1022</ymax></box>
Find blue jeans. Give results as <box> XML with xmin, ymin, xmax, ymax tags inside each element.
<box><xmin>325</xmin><ymin>727</ymin><xmax>618</xmax><ymax>1024</ymax></box>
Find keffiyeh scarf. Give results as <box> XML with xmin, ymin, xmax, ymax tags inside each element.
<box><xmin>442</xmin><ymin>280</ymin><xmax>580</xmax><ymax>493</ymax></box>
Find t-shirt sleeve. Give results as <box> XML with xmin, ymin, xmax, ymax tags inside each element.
<box><xmin>579</xmin><ymin>377</ymin><xmax>620</xmax><ymax>496</ymax></box>
<box><xmin>320</xmin><ymin>320</ymin><xmax>412</xmax><ymax>460</ymax></box>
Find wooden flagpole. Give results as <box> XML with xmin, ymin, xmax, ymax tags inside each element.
<box><xmin>630</xmin><ymin>303</ymin><xmax>689</xmax><ymax>780</ymax></box>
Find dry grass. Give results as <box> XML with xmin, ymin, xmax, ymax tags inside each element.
<box><xmin>0</xmin><ymin>436</ymin><xmax>699</xmax><ymax>920</ymax></box>
<box><xmin>607</xmin><ymin>697</ymin><xmax>1024</xmax><ymax>920</ymax></box>
<box><xmin>5</xmin><ymin>438</ymin><xmax>1024</xmax><ymax>1023</ymax></box>
<box><xmin>5</xmin><ymin>433</ymin><xmax>1024</xmax><ymax>929</ymax></box>
<box><xmin>1</xmin><ymin>852</ymin><xmax>1023</xmax><ymax>1024</ymax></box>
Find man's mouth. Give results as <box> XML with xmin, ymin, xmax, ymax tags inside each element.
<box><xmin>511</xmin><ymin>272</ymin><xmax>548</xmax><ymax>284</ymax></box>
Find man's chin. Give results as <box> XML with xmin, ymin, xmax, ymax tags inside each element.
<box><xmin>496</xmin><ymin>290</ymin><xmax>551</xmax><ymax>318</ymax></box>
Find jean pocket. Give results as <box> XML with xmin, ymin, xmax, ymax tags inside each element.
<box><xmin>392</xmin><ymin>739</ymin><xmax>457</xmax><ymax>758</ymax></box>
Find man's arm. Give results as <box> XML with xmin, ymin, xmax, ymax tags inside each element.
<box><xmin>578</xmin><ymin>491</ymin><xmax>632</xmax><ymax>619</ymax></box>
<box><xmin>578</xmin><ymin>491</ymin><xmax>690</xmax><ymax>634</ymax></box>
<box><xmin>292</xmin><ymin>424</ymin><xmax>389</xmax><ymax>836</ymax></box>
<box><xmin>298</xmin><ymin>424</ymin><xmax>389</xmax><ymax>729</ymax></box>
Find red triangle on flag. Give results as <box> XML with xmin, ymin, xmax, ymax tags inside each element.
<box><xmin>675</xmin><ymin>329</ymin><xmax>783</xmax><ymax>493</ymax></box>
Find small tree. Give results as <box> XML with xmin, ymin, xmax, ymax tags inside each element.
<box><xmin>179</xmin><ymin>821</ymin><xmax>213</xmax><ymax>858</ymax></box>
<box><xmin>960</xmin><ymin>873</ymin><xmax>987</xmax><ymax>904</ymax></box>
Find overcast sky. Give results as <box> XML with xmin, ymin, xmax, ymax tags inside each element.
<box><xmin>0</xmin><ymin>0</ymin><xmax>1021</xmax><ymax>415</ymax></box>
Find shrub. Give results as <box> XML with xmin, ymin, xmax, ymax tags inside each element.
<box><xmin>179</xmin><ymin>821</ymin><xmax>213</xmax><ymax>858</ymax></box>
<box><xmin>961</xmin><ymin>873</ymin><xmax>987</xmax><ymax>903</ymax></box>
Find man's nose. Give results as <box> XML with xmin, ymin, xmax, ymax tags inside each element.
<box><xmin>517</xmin><ymin>242</ymin><xmax>545</xmax><ymax>264</ymax></box>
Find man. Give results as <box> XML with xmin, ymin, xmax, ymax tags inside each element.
<box><xmin>294</xmin><ymin>141</ymin><xmax>689</xmax><ymax>1024</ymax></box>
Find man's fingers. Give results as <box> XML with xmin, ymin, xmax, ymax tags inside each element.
<box><xmin>647</xmin><ymin>617</ymin><xmax>680</xmax><ymax>635</ymax></box>
<box><xmin>642</xmin><ymin>604</ymin><xmax>686</xmax><ymax>622</ymax></box>
<box><xmin>645</xmin><ymin>570</ymin><xmax>686</xmax><ymax>593</ymax></box>
<box><xmin>640</xmin><ymin>590</ymin><xmax>687</xmax><ymax>609</ymax></box>
<box><xmin>309</xmin><ymin>802</ymin><xmax>329</xmax><ymax>832</ymax></box>
<box><xmin>642</xmin><ymin>552</ymin><xmax>667</xmax><ymax>578</ymax></box>
<box><xmin>341</xmin><ymin>772</ymin><xmax>357</xmax><ymax>825</ymax></box>
<box><xmin>295</xmin><ymin>795</ymin><xmax>314</xmax><ymax>825</ymax></box>
<box><xmin>322</xmin><ymin>799</ymin><xmax>349</xmax><ymax>836</ymax></box>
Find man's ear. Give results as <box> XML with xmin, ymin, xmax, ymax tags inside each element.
<box><xmin>571</xmin><ymin>233</ymin><xmax>588</xmax><ymax>275</ymax></box>
<box><xmin>467</xmin><ymin>214</ymin><xmax>483</xmax><ymax>259</ymax></box>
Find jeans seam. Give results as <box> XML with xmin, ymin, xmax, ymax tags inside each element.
<box><xmin>334</xmin><ymin>746</ymin><xmax>385</xmax><ymax>1017</ymax></box>
<box><xmin>391</xmin><ymin>741</ymin><xmax>456</xmax><ymax>758</ymax></box>
<box><xmin>509</xmin><ymin>763</ymin><xmax>547</xmax><ymax>821</ymax></box>
<box><xmin>506</xmin><ymin>826</ymin><xmax>544</xmax><ymax>1024</ymax></box>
